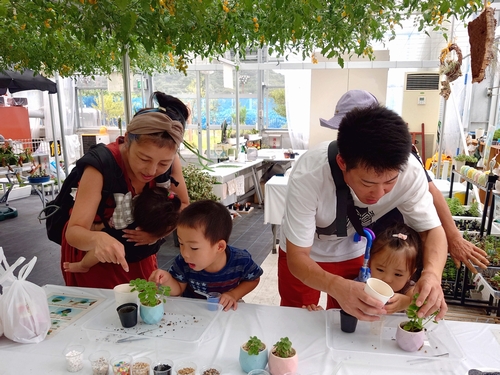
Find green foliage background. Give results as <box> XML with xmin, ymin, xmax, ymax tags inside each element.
<box><xmin>0</xmin><ymin>0</ymin><xmax>484</xmax><ymax>77</ymax></box>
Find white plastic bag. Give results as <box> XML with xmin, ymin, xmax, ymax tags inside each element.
<box><xmin>0</xmin><ymin>256</ymin><xmax>51</xmax><ymax>343</ymax></box>
<box><xmin>0</xmin><ymin>247</ymin><xmax>20</xmax><ymax>338</ymax></box>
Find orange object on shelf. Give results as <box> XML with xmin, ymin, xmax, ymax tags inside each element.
<box><xmin>0</xmin><ymin>107</ymin><xmax>31</xmax><ymax>139</ymax></box>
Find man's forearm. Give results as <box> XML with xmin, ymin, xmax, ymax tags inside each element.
<box><xmin>428</xmin><ymin>182</ymin><xmax>462</xmax><ymax>243</ymax></box>
<box><xmin>420</xmin><ymin>226</ymin><xmax>448</xmax><ymax>277</ymax></box>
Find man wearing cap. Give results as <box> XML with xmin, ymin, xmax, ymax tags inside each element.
<box><xmin>278</xmin><ymin>94</ymin><xmax>448</xmax><ymax>321</ymax></box>
<box><xmin>324</xmin><ymin>91</ymin><xmax>489</xmax><ymax>287</ymax></box>
<box><xmin>319</xmin><ymin>90</ymin><xmax>378</xmax><ymax>130</ymax></box>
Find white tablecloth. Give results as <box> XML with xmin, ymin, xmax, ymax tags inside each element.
<box><xmin>0</xmin><ymin>284</ymin><xmax>499</xmax><ymax>374</ymax></box>
<box><xmin>264</xmin><ymin>176</ymin><xmax>288</xmax><ymax>225</ymax></box>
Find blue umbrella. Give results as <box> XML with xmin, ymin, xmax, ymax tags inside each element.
<box><xmin>354</xmin><ymin>228</ymin><xmax>376</xmax><ymax>282</ymax></box>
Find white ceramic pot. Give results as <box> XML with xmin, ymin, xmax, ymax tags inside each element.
<box><xmin>395</xmin><ymin>321</ymin><xmax>425</xmax><ymax>352</ymax></box>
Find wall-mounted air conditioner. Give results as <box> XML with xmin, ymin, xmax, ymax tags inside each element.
<box><xmin>80</xmin><ymin>134</ymin><xmax>110</xmax><ymax>155</ymax></box>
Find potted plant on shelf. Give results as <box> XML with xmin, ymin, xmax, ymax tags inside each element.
<box><xmin>464</xmin><ymin>155</ymin><xmax>478</xmax><ymax>167</ymax></box>
<box><xmin>395</xmin><ymin>293</ymin><xmax>439</xmax><ymax>352</ymax></box>
<box><xmin>182</xmin><ymin>164</ymin><xmax>220</xmax><ymax>202</ymax></box>
<box><xmin>454</xmin><ymin>154</ymin><xmax>467</xmax><ymax>170</ymax></box>
<box><xmin>129</xmin><ymin>278</ymin><xmax>170</xmax><ymax>325</ymax></box>
<box><xmin>268</xmin><ymin>337</ymin><xmax>298</xmax><ymax>375</ymax></box>
<box><xmin>239</xmin><ymin>336</ymin><xmax>268</xmax><ymax>373</ymax></box>
<box><xmin>26</xmin><ymin>149</ymin><xmax>50</xmax><ymax>183</ymax></box>
<box><xmin>470</xmin><ymin>282</ymin><xmax>484</xmax><ymax>300</ymax></box>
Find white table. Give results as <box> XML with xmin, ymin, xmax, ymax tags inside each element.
<box><xmin>0</xmin><ymin>284</ymin><xmax>499</xmax><ymax>374</ymax></box>
<box><xmin>257</xmin><ymin>149</ymin><xmax>307</xmax><ymax>163</ymax></box>
<box><xmin>25</xmin><ymin>180</ymin><xmax>56</xmax><ymax>208</ymax></box>
<box><xmin>264</xmin><ymin>176</ymin><xmax>288</xmax><ymax>253</ymax></box>
<box><xmin>206</xmin><ymin>159</ymin><xmax>264</xmax><ymax>206</ymax></box>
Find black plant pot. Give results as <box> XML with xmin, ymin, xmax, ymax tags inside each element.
<box><xmin>117</xmin><ymin>302</ymin><xmax>138</xmax><ymax>328</ymax></box>
<box><xmin>340</xmin><ymin>309</ymin><xmax>358</xmax><ymax>333</ymax></box>
<box><xmin>153</xmin><ymin>363</ymin><xmax>172</xmax><ymax>375</ymax></box>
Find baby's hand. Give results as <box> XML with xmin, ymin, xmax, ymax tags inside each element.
<box><xmin>302</xmin><ymin>304</ymin><xmax>324</xmax><ymax>311</ymax></box>
<box><xmin>385</xmin><ymin>293</ymin><xmax>411</xmax><ymax>314</ymax></box>
<box><xmin>219</xmin><ymin>292</ymin><xmax>238</xmax><ymax>311</ymax></box>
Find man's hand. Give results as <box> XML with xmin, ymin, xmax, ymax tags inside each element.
<box><xmin>413</xmin><ymin>270</ymin><xmax>447</xmax><ymax>320</ymax></box>
<box><xmin>448</xmin><ymin>234</ymin><xmax>489</xmax><ymax>273</ymax></box>
<box><xmin>333</xmin><ymin>279</ymin><xmax>387</xmax><ymax>321</ymax></box>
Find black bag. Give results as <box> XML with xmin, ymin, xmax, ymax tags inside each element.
<box><xmin>315</xmin><ymin>141</ymin><xmax>364</xmax><ymax>238</ymax></box>
<box><xmin>38</xmin><ymin>144</ymin><xmax>127</xmax><ymax>245</ymax></box>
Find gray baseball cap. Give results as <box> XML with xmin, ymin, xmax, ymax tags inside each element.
<box><xmin>319</xmin><ymin>90</ymin><xmax>378</xmax><ymax>129</ymax></box>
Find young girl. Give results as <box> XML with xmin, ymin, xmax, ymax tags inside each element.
<box><xmin>369</xmin><ymin>222</ymin><xmax>423</xmax><ymax>314</ymax></box>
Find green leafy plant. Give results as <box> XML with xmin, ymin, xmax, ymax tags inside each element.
<box><xmin>402</xmin><ymin>293</ymin><xmax>439</xmax><ymax>332</ymax></box>
<box><xmin>446</xmin><ymin>197</ymin><xmax>480</xmax><ymax>217</ymax></box>
<box><xmin>494</xmin><ymin>129</ymin><xmax>500</xmax><ymax>141</ymax></box>
<box><xmin>0</xmin><ymin>0</ymin><xmax>484</xmax><ymax>76</ymax></box>
<box><xmin>182</xmin><ymin>164</ymin><xmax>219</xmax><ymax>202</ymax></box>
<box><xmin>272</xmin><ymin>337</ymin><xmax>295</xmax><ymax>358</ymax></box>
<box><xmin>464</xmin><ymin>155</ymin><xmax>478</xmax><ymax>163</ymax></box>
<box><xmin>129</xmin><ymin>278</ymin><xmax>171</xmax><ymax>307</ymax></box>
<box><xmin>446</xmin><ymin>197</ymin><xmax>465</xmax><ymax>216</ymax></box>
<box><xmin>468</xmin><ymin>201</ymin><xmax>480</xmax><ymax>217</ymax></box>
<box><xmin>0</xmin><ymin>143</ymin><xmax>31</xmax><ymax>169</ymax></box>
<box><xmin>454</xmin><ymin>154</ymin><xmax>467</xmax><ymax>162</ymax></box>
<box><xmin>473</xmin><ymin>283</ymin><xmax>484</xmax><ymax>293</ymax></box>
<box><xmin>243</xmin><ymin>336</ymin><xmax>266</xmax><ymax>355</ymax></box>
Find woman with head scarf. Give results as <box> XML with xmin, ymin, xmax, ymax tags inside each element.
<box><xmin>61</xmin><ymin>92</ymin><xmax>189</xmax><ymax>288</ymax></box>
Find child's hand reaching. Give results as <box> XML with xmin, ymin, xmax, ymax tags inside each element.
<box><xmin>219</xmin><ymin>292</ymin><xmax>238</xmax><ymax>311</ymax></box>
<box><xmin>148</xmin><ymin>269</ymin><xmax>171</xmax><ymax>286</ymax></box>
<box><xmin>384</xmin><ymin>293</ymin><xmax>411</xmax><ymax>314</ymax></box>
<box><xmin>302</xmin><ymin>304</ymin><xmax>324</xmax><ymax>311</ymax></box>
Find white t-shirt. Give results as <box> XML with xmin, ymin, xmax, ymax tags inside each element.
<box><xmin>280</xmin><ymin>141</ymin><xmax>441</xmax><ymax>263</ymax></box>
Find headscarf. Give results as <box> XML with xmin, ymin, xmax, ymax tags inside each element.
<box><xmin>127</xmin><ymin>111</ymin><xmax>184</xmax><ymax>147</ymax></box>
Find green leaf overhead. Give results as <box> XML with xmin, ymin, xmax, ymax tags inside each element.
<box><xmin>0</xmin><ymin>0</ymin><xmax>485</xmax><ymax>77</ymax></box>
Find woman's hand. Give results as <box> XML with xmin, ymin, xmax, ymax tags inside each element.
<box><xmin>93</xmin><ymin>232</ymin><xmax>129</xmax><ymax>272</ymax></box>
<box><xmin>122</xmin><ymin>227</ymin><xmax>161</xmax><ymax>246</ymax></box>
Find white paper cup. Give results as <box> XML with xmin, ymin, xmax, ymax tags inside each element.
<box><xmin>113</xmin><ymin>283</ymin><xmax>139</xmax><ymax>308</ymax></box>
<box><xmin>364</xmin><ymin>278</ymin><xmax>394</xmax><ymax>304</ymax></box>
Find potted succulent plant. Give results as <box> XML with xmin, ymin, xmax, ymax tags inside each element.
<box><xmin>239</xmin><ymin>336</ymin><xmax>268</xmax><ymax>373</ymax></box>
<box><xmin>470</xmin><ymin>283</ymin><xmax>484</xmax><ymax>300</ymax></box>
<box><xmin>129</xmin><ymin>278</ymin><xmax>170</xmax><ymax>325</ymax></box>
<box><xmin>395</xmin><ymin>293</ymin><xmax>439</xmax><ymax>352</ymax></box>
<box><xmin>268</xmin><ymin>337</ymin><xmax>298</xmax><ymax>375</ymax></box>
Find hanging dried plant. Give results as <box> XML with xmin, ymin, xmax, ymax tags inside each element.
<box><xmin>439</xmin><ymin>43</ymin><xmax>463</xmax><ymax>83</ymax></box>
